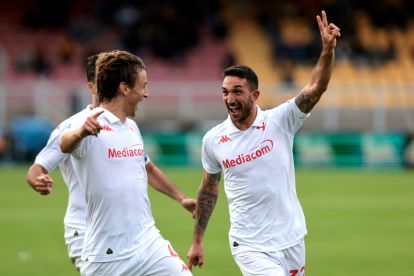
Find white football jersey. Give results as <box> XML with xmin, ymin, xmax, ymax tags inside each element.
<box><xmin>202</xmin><ymin>99</ymin><xmax>309</xmax><ymax>254</ymax></box>
<box><xmin>67</xmin><ymin>108</ymin><xmax>157</xmax><ymax>262</ymax></box>
<box><xmin>35</xmin><ymin>105</ymin><xmax>92</xmax><ymax>236</ymax></box>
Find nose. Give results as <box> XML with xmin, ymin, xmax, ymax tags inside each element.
<box><xmin>226</xmin><ymin>93</ymin><xmax>236</xmax><ymax>104</ymax></box>
<box><xmin>144</xmin><ymin>88</ymin><xmax>149</xmax><ymax>98</ymax></box>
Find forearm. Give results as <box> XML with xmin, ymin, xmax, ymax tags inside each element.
<box><xmin>193</xmin><ymin>172</ymin><xmax>220</xmax><ymax>243</ymax></box>
<box><xmin>60</xmin><ymin>129</ymin><xmax>85</xmax><ymax>153</ymax></box>
<box><xmin>308</xmin><ymin>48</ymin><xmax>334</xmax><ymax>95</ymax></box>
<box><xmin>296</xmin><ymin>49</ymin><xmax>334</xmax><ymax>113</ymax></box>
<box><xmin>147</xmin><ymin>162</ymin><xmax>186</xmax><ymax>202</ymax></box>
<box><xmin>296</xmin><ymin>10</ymin><xmax>340</xmax><ymax>113</ymax></box>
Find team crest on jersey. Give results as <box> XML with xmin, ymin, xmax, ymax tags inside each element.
<box><xmin>101</xmin><ymin>124</ymin><xmax>113</xmax><ymax>132</ymax></box>
<box><xmin>222</xmin><ymin>139</ymin><xmax>273</xmax><ymax>168</ymax></box>
<box><xmin>256</xmin><ymin>122</ymin><xmax>266</xmax><ymax>131</ymax></box>
<box><xmin>218</xmin><ymin>135</ymin><xmax>231</xmax><ymax>144</ymax></box>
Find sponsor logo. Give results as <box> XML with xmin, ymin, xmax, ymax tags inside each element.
<box><xmin>218</xmin><ymin>135</ymin><xmax>231</xmax><ymax>144</ymax></box>
<box><xmin>101</xmin><ymin>124</ymin><xmax>113</xmax><ymax>132</ymax></box>
<box><xmin>108</xmin><ymin>144</ymin><xmax>144</xmax><ymax>159</ymax></box>
<box><xmin>222</xmin><ymin>139</ymin><xmax>273</xmax><ymax>168</ymax></box>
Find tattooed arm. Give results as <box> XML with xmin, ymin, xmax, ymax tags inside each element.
<box><xmin>187</xmin><ymin>170</ymin><xmax>221</xmax><ymax>271</ymax></box>
<box><xmin>295</xmin><ymin>10</ymin><xmax>341</xmax><ymax>113</ymax></box>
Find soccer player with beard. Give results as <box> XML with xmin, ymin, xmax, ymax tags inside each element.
<box><xmin>187</xmin><ymin>11</ymin><xmax>340</xmax><ymax>276</ymax></box>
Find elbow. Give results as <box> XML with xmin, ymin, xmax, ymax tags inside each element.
<box><xmin>61</xmin><ymin>148</ymin><xmax>71</xmax><ymax>154</ymax></box>
<box><xmin>60</xmin><ymin>141</ymin><xmax>70</xmax><ymax>153</ymax></box>
<box><xmin>308</xmin><ymin>83</ymin><xmax>328</xmax><ymax>98</ymax></box>
<box><xmin>59</xmin><ymin>133</ymin><xmax>74</xmax><ymax>153</ymax></box>
<box><xmin>317</xmin><ymin>86</ymin><xmax>328</xmax><ymax>96</ymax></box>
<box><xmin>60</xmin><ymin>145</ymin><xmax>68</xmax><ymax>153</ymax></box>
<box><xmin>319</xmin><ymin>83</ymin><xmax>329</xmax><ymax>93</ymax></box>
<box><xmin>145</xmin><ymin>162</ymin><xmax>156</xmax><ymax>175</ymax></box>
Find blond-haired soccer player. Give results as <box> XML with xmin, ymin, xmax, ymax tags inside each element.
<box><xmin>187</xmin><ymin>11</ymin><xmax>340</xmax><ymax>276</ymax></box>
<box><xmin>60</xmin><ymin>50</ymin><xmax>194</xmax><ymax>275</ymax></box>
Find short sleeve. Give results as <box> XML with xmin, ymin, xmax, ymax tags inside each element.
<box><xmin>201</xmin><ymin>133</ymin><xmax>221</xmax><ymax>174</ymax></box>
<box><xmin>267</xmin><ymin>98</ymin><xmax>310</xmax><ymax>135</ymax></box>
<box><xmin>35</xmin><ymin>121</ymin><xmax>68</xmax><ymax>172</ymax></box>
<box><xmin>60</xmin><ymin>111</ymin><xmax>94</xmax><ymax>158</ymax></box>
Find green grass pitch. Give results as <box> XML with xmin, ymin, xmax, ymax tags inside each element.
<box><xmin>0</xmin><ymin>165</ymin><xmax>413</xmax><ymax>275</ymax></box>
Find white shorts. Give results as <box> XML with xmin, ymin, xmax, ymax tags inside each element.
<box><xmin>233</xmin><ymin>240</ymin><xmax>305</xmax><ymax>276</ymax></box>
<box><xmin>80</xmin><ymin>239</ymin><xmax>192</xmax><ymax>276</ymax></box>
<box><xmin>65</xmin><ymin>227</ymin><xmax>84</xmax><ymax>271</ymax></box>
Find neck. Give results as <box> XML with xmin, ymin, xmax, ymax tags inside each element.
<box><xmin>101</xmin><ymin>99</ymin><xmax>127</xmax><ymax>123</ymax></box>
<box><xmin>90</xmin><ymin>97</ymin><xmax>98</xmax><ymax>109</ymax></box>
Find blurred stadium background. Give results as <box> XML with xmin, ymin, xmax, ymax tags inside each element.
<box><xmin>0</xmin><ymin>0</ymin><xmax>413</xmax><ymax>167</ymax></box>
<box><xmin>0</xmin><ymin>0</ymin><xmax>413</xmax><ymax>275</ymax></box>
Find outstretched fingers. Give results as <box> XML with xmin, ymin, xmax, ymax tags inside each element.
<box><xmin>316</xmin><ymin>10</ymin><xmax>327</xmax><ymax>30</ymax></box>
<box><xmin>316</xmin><ymin>10</ymin><xmax>341</xmax><ymax>45</ymax></box>
<box><xmin>322</xmin><ymin>10</ymin><xmax>328</xmax><ymax>26</ymax></box>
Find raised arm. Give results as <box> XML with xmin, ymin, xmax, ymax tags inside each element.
<box><xmin>60</xmin><ymin>109</ymin><xmax>104</xmax><ymax>153</ymax></box>
<box><xmin>146</xmin><ymin>161</ymin><xmax>196</xmax><ymax>217</ymax></box>
<box><xmin>187</xmin><ymin>170</ymin><xmax>221</xmax><ymax>271</ymax></box>
<box><xmin>295</xmin><ymin>10</ymin><xmax>341</xmax><ymax>113</ymax></box>
<box><xmin>26</xmin><ymin>164</ymin><xmax>53</xmax><ymax>195</ymax></box>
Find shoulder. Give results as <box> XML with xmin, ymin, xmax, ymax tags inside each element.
<box><xmin>126</xmin><ymin>117</ymin><xmax>137</xmax><ymax>125</ymax></box>
<box><xmin>203</xmin><ymin>120</ymin><xmax>227</xmax><ymax>145</ymax></box>
<box><xmin>126</xmin><ymin>118</ymin><xmax>139</xmax><ymax>130</ymax></box>
<box><xmin>125</xmin><ymin>118</ymin><xmax>142</xmax><ymax>136</ymax></box>
<box><xmin>66</xmin><ymin>108</ymin><xmax>93</xmax><ymax>124</ymax></box>
<box><xmin>266</xmin><ymin>98</ymin><xmax>300</xmax><ymax>117</ymax></box>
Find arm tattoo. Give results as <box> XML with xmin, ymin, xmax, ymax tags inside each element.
<box><xmin>194</xmin><ymin>172</ymin><xmax>221</xmax><ymax>236</ymax></box>
<box><xmin>295</xmin><ymin>90</ymin><xmax>321</xmax><ymax>113</ymax></box>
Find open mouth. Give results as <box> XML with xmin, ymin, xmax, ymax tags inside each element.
<box><xmin>229</xmin><ymin>106</ymin><xmax>241</xmax><ymax>117</ymax></box>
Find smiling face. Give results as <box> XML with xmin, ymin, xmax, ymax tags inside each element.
<box><xmin>222</xmin><ymin>76</ymin><xmax>259</xmax><ymax>130</ymax></box>
<box><xmin>125</xmin><ymin>69</ymin><xmax>149</xmax><ymax>118</ymax></box>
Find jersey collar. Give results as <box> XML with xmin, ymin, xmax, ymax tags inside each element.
<box><xmin>251</xmin><ymin>106</ymin><xmax>265</xmax><ymax>128</ymax></box>
<box><xmin>99</xmin><ymin>108</ymin><xmax>122</xmax><ymax>125</ymax></box>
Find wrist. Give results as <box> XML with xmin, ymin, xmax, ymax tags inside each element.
<box><xmin>321</xmin><ymin>47</ymin><xmax>334</xmax><ymax>58</ymax></box>
<box><xmin>177</xmin><ymin>194</ymin><xmax>187</xmax><ymax>204</ymax></box>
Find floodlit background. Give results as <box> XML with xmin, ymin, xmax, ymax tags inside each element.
<box><xmin>0</xmin><ymin>0</ymin><xmax>413</xmax><ymax>275</ymax></box>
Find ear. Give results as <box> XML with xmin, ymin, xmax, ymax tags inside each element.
<box><xmin>87</xmin><ymin>82</ymin><xmax>94</xmax><ymax>95</ymax></box>
<box><xmin>119</xmin><ymin>82</ymin><xmax>128</xmax><ymax>95</ymax></box>
<box><xmin>252</xmin><ymin>90</ymin><xmax>260</xmax><ymax>101</ymax></box>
